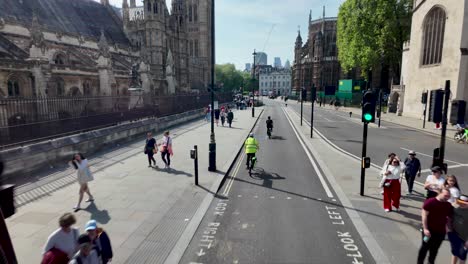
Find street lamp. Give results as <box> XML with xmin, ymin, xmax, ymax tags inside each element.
<box><xmin>252</xmin><ymin>49</ymin><xmax>257</xmax><ymax>117</ymax></box>
<box><xmin>208</xmin><ymin>0</ymin><xmax>216</xmax><ymax>172</ymax></box>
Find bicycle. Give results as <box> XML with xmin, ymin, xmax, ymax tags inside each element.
<box><xmin>248</xmin><ymin>156</ymin><xmax>257</xmax><ymax>176</ymax></box>
<box><xmin>455</xmin><ymin>128</ymin><xmax>468</xmax><ymax>143</ymax></box>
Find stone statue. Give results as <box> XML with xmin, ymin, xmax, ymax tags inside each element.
<box><xmin>130</xmin><ymin>63</ymin><xmax>141</xmax><ymax>88</ymax></box>
<box><xmin>166</xmin><ymin>49</ymin><xmax>177</xmax><ymax>94</ymax></box>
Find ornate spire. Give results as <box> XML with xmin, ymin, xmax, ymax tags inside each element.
<box><xmin>98</xmin><ymin>29</ymin><xmax>110</xmax><ymax>58</ymax></box>
<box><xmin>309</xmin><ymin>10</ymin><xmax>312</xmax><ymax>22</ymax></box>
<box><xmin>123</xmin><ymin>0</ymin><xmax>128</xmax><ymax>8</ymax></box>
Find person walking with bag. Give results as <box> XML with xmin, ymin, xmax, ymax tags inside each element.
<box><xmin>404</xmin><ymin>150</ymin><xmax>421</xmax><ymax>195</ymax></box>
<box><xmin>379</xmin><ymin>156</ymin><xmax>405</xmax><ymax>212</ymax></box>
<box><xmin>160</xmin><ymin>131</ymin><xmax>173</xmax><ymax>169</ymax></box>
<box><xmin>144</xmin><ymin>132</ymin><xmax>157</xmax><ymax>167</ymax></box>
<box><xmin>70</xmin><ymin>153</ymin><xmax>94</xmax><ymax>211</ymax></box>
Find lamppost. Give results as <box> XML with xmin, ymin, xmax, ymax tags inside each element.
<box><xmin>208</xmin><ymin>0</ymin><xmax>216</xmax><ymax>172</ymax></box>
<box><xmin>252</xmin><ymin>49</ymin><xmax>257</xmax><ymax>118</ymax></box>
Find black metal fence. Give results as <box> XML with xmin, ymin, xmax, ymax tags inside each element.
<box><xmin>0</xmin><ymin>92</ymin><xmax>233</xmax><ymax>148</ymax></box>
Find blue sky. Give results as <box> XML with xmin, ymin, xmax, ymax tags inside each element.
<box><xmin>106</xmin><ymin>0</ymin><xmax>342</xmax><ymax>70</ymax></box>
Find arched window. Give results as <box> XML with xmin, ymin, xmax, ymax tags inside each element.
<box><xmin>83</xmin><ymin>81</ymin><xmax>92</xmax><ymax>96</ymax></box>
<box><xmin>54</xmin><ymin>53</ymin><xmax>66</xmax><ymax>65</ymax></box>
<box><xmin>69</xmin><ymin>86</ymin><xmax>81</xmax><ymax>96</ymax></box>
<box><xmin>189</xmin><ymin>4</ymin><xmax>193</xmax><ymax>22</ymax></box>
<box><xmin>195</xmin><ymin>40</ymin><xmax>199</xmax><ymax>57</ymax></box>
<box><xmin>422</xmin><ymin>7</ymin><xmax>446</xmax><ymax>65</ymax></box>
<box><xmin>147</xmin><ymin>1</ymin><xmax>151</xmax><ymax>12</ymax></box>
<box><xmin>153</xmin><ymin>2</ymin><xmax>158</xmax><ymax>13</ymax></box>
<box><xmin>194</xmin><ymin>4</ymin><xmax>198</xmax><ymax>22</ymax></box>
<box><xmin>7</xmin><ymin>79</ymin><xmax>20</xmax><ymax>97</ymax></box>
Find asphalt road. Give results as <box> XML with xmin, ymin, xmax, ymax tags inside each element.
<box><xmin>288</xmin><ymin>101</ymin><xmax>468</xmax><ymax>191</ymax></box>
<box><xmin>180</xmin><ymin>101</ymin><xmax>374</xmax><ymax>264</ymax></box>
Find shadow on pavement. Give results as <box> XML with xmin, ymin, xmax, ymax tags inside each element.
<box><xmin>152</xmin><ymin>166</ymin><xmax>193</xmax><ymax>177</ymax></box>
<box><xmin>197</xmin><ymin>184</ymin><xmax>228</xmax><ymax>200</ymax></box>
<box><xmin>249</xmin><ymin>167</ymin><xmax>286</xmax><ymax>189</ymax></box>
<box><xmin>84</xmin><ymin>202</ymin><xmax>111</xmax><ymax>224</ymax></box>
<box><xmin>232</xmin><ymin>175</ymin><xmax>422</xmax><ymax>231</ymax></box>
<box><xmin>269</xmin><ymin>135</ymin><xmax>286</xmax><ymax>140</ymax></box>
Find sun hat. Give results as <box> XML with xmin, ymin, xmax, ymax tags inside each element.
<box><xmin>85</xmin><ymin>220</ymin><xmax>97</xmax><ymax>231</ymax></box>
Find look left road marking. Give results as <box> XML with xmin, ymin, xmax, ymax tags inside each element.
<box><xmin>282</xmin><ymin>107</ymin><xmax>334</xmax><ymax>198</ymax></box>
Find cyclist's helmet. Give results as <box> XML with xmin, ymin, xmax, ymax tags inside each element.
<box><xmin>249</xmin><ymin>133</ymin><xmax>254</xmax><ymax>137</ymax></box>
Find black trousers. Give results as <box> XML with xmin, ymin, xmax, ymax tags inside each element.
<box><xmin>404</xmin><ymin>172</ymin><xmax>416</xmax><ymax>193</ymax></box>
<box><xmin>147</xmin><ymin>152</ymin><xmax>156</xmax><ymax>165</ymax></box>
<box><xmin>161</xmin><ymin>151</ymin><xmax>171</xmax><ymax>166</ymax></box>
<box><xmin>417</xmin><ymin>231</ymin><xmax>445</xmax><ymax>264</ymax></box>
<box><xmin>246</xmin><ymin>153</ymin><xmax>255</xmax><ymax>168</ymax></box>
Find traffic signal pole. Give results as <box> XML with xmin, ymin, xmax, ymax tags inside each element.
<box><xmin>378</xmin><ymin>90</ymin><xmax>382</xmax><ymax>128</ymax></box>
<box><xmin>439</xmin><ymin>80</ymin><xmax>450</xmax><ymax>163</ymax></box>
<box><xmin>300</xmin><ymin>94</ymin><xmax>303</xmax><ymax>126</ymax></box>
<box><xmin>360</xmin><ymin>122</ymin><xmax>368</xmax><ymax>196</ymax></box>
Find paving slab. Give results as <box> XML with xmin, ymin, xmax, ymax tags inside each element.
<box><xmin>6</xmin><ymin>107</ymin><xmax>262</xmax><ymax>264</ymax></box>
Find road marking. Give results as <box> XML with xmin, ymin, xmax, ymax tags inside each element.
<box><xmin>222</xmin><ymin>152</ymin><xmax>245</xmax><ymax>196</ymax></box>
<box><xmin>400</xmin><ymin>147</ymin><xmax>462</xmax><ymax>164</ymax></box>
<box><xmin>238</xmin><ymin>195</ymin><xmax>242</xmax><ymax>198</ymax></box>
<box><xmin>270</xmin><ymin>196</ymin><xmax>275</xmax><ymax>199</ymax></box>
<box><xmin>283</xmin><ymin>107</ymin><xmax>334</xmax><ymax>198</ymax></box>
<box><xmin>421</xmin><ymin>164</ymin><xmax>468</xmax><ymax>173</ymax></box>
<box><xmin>254</xmin><ymin>195</ymin><xmax>258</xmax><ymax>198</ymax></box>
<box><xmin>324</xmin><ymin>117</ymin><xmax>332</xmax><ymax>122</ymax></box>
<box><xmin>287</xmin><ymin>197</ymin><xmax>292</xmax><ymax>200</ymax></box>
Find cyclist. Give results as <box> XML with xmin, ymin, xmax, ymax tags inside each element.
<box><xmin>244</xmin><ymin>133</ymin><xmax>259</xmax><ymax>170</ymax></box>
<box><xmin>266</xmin><ymin>116</ymin><xmax>273</xmax><ymax>138</ymax></box>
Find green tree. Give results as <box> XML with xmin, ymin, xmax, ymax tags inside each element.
<box><xmin>215</xmin><ymin>64</ymin><xmax>244</xmax><ymax>92</ymax></box>
<box><xmin>337</xmin><ymin>0</ymin><xmax>412</xmax><ymax>83</ymax></box>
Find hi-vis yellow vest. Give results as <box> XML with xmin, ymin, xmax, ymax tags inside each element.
<box><xmin>245</xmin><ymin>137</ymin><xmax>258</xmax><ymax>154</ymax></box>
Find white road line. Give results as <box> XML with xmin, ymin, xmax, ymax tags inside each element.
<box><xmin>222</xmin><ymin>152</ymin><xmax>245</xmax><ymax>196</ymax></box>
<box><xmin>323</xmin><ymin>117</ymin><xmax>332</xmax><ymax>122</ymax></box>
<box><xmin>421</xmin><ymin>164</ymin><xmax>468</xmax><ymax>173</ymax></box>
<box><xmin>400</xmin><ymin>147</ymin><xmax>462</xmax><ymax>165</ymax></box>
<box><xmin>283</xmin><ymin>107</ymin><xmax>334</xmax><ymax>198</ymax></box>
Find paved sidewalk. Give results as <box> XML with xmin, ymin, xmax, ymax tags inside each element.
<box><xmin>6</xmin><ymin>107</ymin><xmax>262</xmax><ymax>264</ymax></box>
<box><xmin>285</xmin><ymin>106</ymin><xmax>451</xmax><ymax>263</ymax></box>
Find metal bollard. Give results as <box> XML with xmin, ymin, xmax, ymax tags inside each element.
<box><xmin>191</xmin><ymin>145</ymin><xmax>199</xmax><ymax>185</ymax></box>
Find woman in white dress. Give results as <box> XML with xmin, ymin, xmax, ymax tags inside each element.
<box><xmin>70</xmin><ymin>153</ymin><xmax>94</xmax><ymax>211</ymax></box>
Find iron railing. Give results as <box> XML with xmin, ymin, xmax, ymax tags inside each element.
<box><xmin>0</xmin><ymin>92</ymin><xmax>233</xmax><ymax>148</ymax></box>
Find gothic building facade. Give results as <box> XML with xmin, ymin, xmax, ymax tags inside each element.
<box><xmin>0</xmin><ymin>0</ymin><xmax>211</xmax><ymax>99</ymax></box>
<box><xmin>292</xmin><ymin>9</ymin><xmax>341</xmax><ymax>97</ymax></box>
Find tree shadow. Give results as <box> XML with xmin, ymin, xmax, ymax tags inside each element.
<box><xmin>83</xmin><ymin>202</ymin><xmax>111</xmax><ymax>224</ymax></box>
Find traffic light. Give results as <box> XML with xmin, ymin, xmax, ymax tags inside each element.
<box><xmin>362</xmin><ymin>91</ymin><xmax>376</xmax><ymax>123</ymax></box>
<box><xmin>429</xmin><ymin>89</ymin><xmax>444</xmax><ymax>123</ymax></box>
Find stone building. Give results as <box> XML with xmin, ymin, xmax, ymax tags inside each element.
<box><xmin>292</xmin><ymin>8</ymin><xmax>340</xmax><ymax>97</ymax></box>
<box><xmin>0</xmin><ymin>0</ymin><xmax>212</xmax><ymax>99</ymax></box>
<box><xmin>259</xmin><ymin>67</ymin><xmax>292</xmax><ymax>96</ymax></box>
<box><xmin>396</xmin><ymin>0</ymin><xmax>468</xmax><ymax>122</ymax></box>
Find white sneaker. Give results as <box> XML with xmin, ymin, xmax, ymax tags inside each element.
<box><xmin>385</xmin><ymin>209</ymin><xmax>390</xmax><ymax>212</ymax></box>
<box><xmin>393</xmin><ymin>207</ymin><xmax>400</xmax><ymax>212</ymax></box>
<box><xmin>73</xmin><ymin>205</ymin><xmax>80</xmax><ymax>212</ymax></box>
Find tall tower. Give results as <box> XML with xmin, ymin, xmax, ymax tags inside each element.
<box><xmin>171</xmin><ymin>0</ymin><xmax>189</xmax><ymax>91</ymax></box>
<box><xmin>185</xmin><ymin>0</ymin><xmax>211</xmax><ymax>90</ymax></box>
<box><xmin>294</xmin><ymin>29</ymin><xmax>303</xmax><ymax>93</ymax></box>
<box><xmin>143</xmin><ymin>0</ymin><xmax>167</xmax><ymax>94</ymax></box>
<box><xmin>130</xmin><ymin>0</ymin><xmax>136</xmax><ymax>8</ymax></box>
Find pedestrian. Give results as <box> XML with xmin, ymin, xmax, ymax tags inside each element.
<box><xmin>69</xmin><ymin>234</ymin><xmax>100</xmax><ymax>264</ymax></box>
<box><xmin>43</xmin><ymin>213</ymin><xmax>79</xmax><ymax>261</ymax></box>
<box><xmin>214</xmin><ymin>108</ymin><xmax>220</xmax><ymax>126</ymax></box>
<box><xmin>379</xmin><ymin>153</ymin><xmax>397</xmax><ymax>194</ymax></box>
<box><xmin>227</xmin><ymin>109</ymin><xmax>234</xmax><ymax>128</ymax></box>
<box><xmin>424</xmin><ymin>166</ymin><xmax>445</xmax><ymax>199</ymax></box>
<box><xmin>144</xmin><ymin>132</ymin><xmax>157</xmax><ymax>168</ymax></box>
<box><xmin>445</xmin><ymin>175</ymin><xmax>461</xmax><ymax>204</ymax></box>
<box><xmin>417</xmin><ymin>188</ymin><xmax>453</xmax><ymax>264</ymax></box>
<box><xmin>404</xmin><ymin>150</ymin><xmax>421</xmax><ymax>195</ymax></box>
<box><xmin>379</xmin><ymin>156</ymin><xmax>405</xmax><ymax>212</ymax></box>
<box><xmin>70</xmin><ymin>153</ymin><xmax>94</xmax><ymax>211</ymax></box>
<box><xmin>448</xmin><ymin>195</ymin><xmax>468</xmax><ymax>264</ymax></box>
<box><xmin>220</xmin><ymin>108</ymin><xmax>226</xmax><ymax>126</ymax></box>
<box><xmin>84</xmin><ymin>220</ymin><xmax>113</xmax><ymax>264</ymax></box>
<box><xmin>204</xmin><ymin>106</ymin><xmax>209</xmax><ymax>122</ymax></box>
<box><xmin>159</xmin><ymin>131</ymin><xmax>173</xmax><ymax>169</ymax></box>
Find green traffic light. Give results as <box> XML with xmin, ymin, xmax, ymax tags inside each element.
<box><xmin>364</xmin><ymin>113</ymin><xmax>373</xmax><ymax>121</ymax></box>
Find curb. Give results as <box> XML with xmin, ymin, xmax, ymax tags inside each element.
<box><xmin>163</xmin><ymin>108</ymin><xmax>265</xmax><ymax>264</ymax></box>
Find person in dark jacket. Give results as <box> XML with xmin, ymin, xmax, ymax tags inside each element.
<box><xmin>84</xmin><ymin>220</ymin><xmax>113</xmax><ymax>264</ymax></box>
<box><xmin>227</xmin><ymin>110</ymin><xmax>234</xmax><ymax>128</ymax></box>
<box><xmin>144</xmin><ymin>132</ymin><xmax>157</xmax><ymax>167</ymax></box>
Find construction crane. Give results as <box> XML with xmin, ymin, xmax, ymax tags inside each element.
<box><xmin>261</xmin><ymin>24</ymin><xmax>276</xmax><ymax>52</ymax></box>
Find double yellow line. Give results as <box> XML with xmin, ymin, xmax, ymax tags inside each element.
<box><xmin>222</xmin><ymin>152</ymin><xmax>246</xmax><ymax>196</ymax></box>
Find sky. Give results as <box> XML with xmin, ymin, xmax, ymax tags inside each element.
<box><xmin>105</xmin><ymin>0</ymin><xmax>342</xmax><ymax>70</ymax></box>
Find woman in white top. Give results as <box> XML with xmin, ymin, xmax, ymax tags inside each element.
<box><xmin>70</xmin><ymin>153</ymin><xmax>94</xmax><ymax>211</ymax></box>
<box><xmin>424</xmin><ymin>166</ymin><xmax>445</xmax><ymax>199</ymax></box>
<box><xmin>43</xmin><ymin>213</ymin><xmax>79</xmax><ymax>259</ymax></box>
<box><xmin>159</xmin><ymin>131</ymin><xmax>173</xmax><ymax>169</ymax></box>
<box><xmin>380</xmin><ymin>156</ymin><xmax>405</xmax><ymax>212</ymax></box>
<box><xmin>444</xmin><ymin>175</ymin><xmax>461</xmax><ymax>204</ymax></box>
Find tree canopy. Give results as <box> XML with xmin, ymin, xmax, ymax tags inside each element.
<box><xmin>215</xmin><ymin>64</ymin><xmax>256</xmax><ymax>93</ymax></box>
<box><xmin>337</xmin><ymin>0</ymin><xmax>412</xmax><ymax>82</ymax></box>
